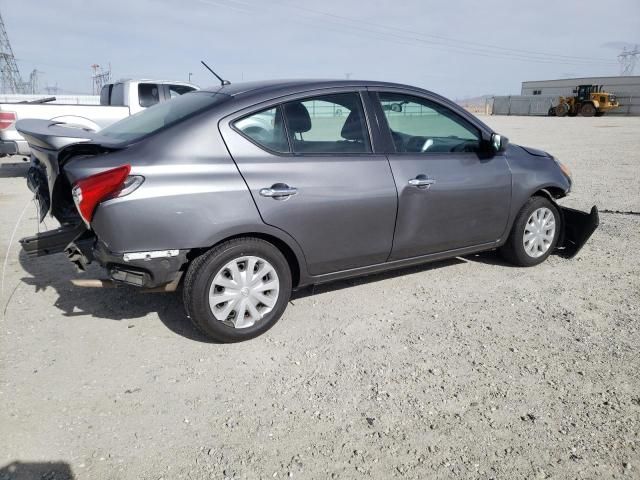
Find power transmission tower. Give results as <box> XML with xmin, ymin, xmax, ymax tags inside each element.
<box><xmin>618</xmin><ymin>46</ymin><xmax>639</xmax><ymax>76</ymax></box>
<box><xmin>91</xmin><ymin>63</ymin><xmax>111</xmax><ymax>95</ymax></box>
<box><xmin>0</xmin><ymin>11</ymin><xmax>25</xmax><ymax>94</ymax></box>
<box><xmin>24</xmin><ymin>68</ymin><xmax>42</xmax><ymax>94</ymax></box>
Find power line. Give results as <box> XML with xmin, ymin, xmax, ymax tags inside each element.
<box><xmin>197</xmin><ymin>0</ymin><xmax>618</xmax><ymax>67</ymax></box>
<box><xmin>272</xmin><ymin>0</ymin><xmax>618</xmax><ymax>65</ymax></box>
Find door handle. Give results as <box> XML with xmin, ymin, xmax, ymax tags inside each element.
<box><xmin>259</xmin><ymin>184</ymin><xmax>298</xmax><ymax>198</ymax></box>
<box><xmin>408</xmin><ymin>175</ymin><xmax>436</xmax><ymax>188</ymax></box>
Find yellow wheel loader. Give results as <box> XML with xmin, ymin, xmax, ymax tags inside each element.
<box><xmin>550</xmin><ymin>85</ymin><xmax>620</xmax><ymax>117</ymax></box>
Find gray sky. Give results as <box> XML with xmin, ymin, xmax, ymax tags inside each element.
<box><xmin>3</xmin><ymin>0</ymin><xmax>639</xmax><ymax>98</ymax></box>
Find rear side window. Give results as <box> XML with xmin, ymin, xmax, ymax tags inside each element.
<box><xmin>139</xmin><ymin>83</ymin><xmax>161</xmax><ymax>108</ymax></box>
<box><xmin>169</xmin><ymin>84</ymin><xmax>197</xmax><ymax>98</ymax></box>
<box><xmin>282</xmin><ymin>92</ymin><xmax>371</xmax><ymax>154</ymax></box>
<box><xmin>110</xmin><ymin>83</ymin><xmax>125</xmax><ymax>106</ymax></box>
<box><xmin>234</xmin><ymin>107</ymin><xmax>289</xmax><ymax>153</ymax></box>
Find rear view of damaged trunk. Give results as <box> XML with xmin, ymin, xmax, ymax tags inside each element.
<box><xmin>17</xmin><ymin>119</ymin><xmax>114</xmax><ymax>271</ymax></box>
<box><xmin>20</xmin><ymin>134</ymin><xmax>115</xmax><ymax>269</ymax></box>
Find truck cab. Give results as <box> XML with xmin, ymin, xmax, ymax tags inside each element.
<box><xmin>0</xmin><ymin>79</ymin><xmax>199</xmax><ymax>157</ymax></box>
<box><xmin>100</xmin><ymin>80</ymin><xmax>198</xmax><ymax>115</ymax></box>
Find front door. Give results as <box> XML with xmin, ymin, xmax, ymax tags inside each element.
<box><xmin>373</xmin><ymin>91</ymin><xmax>512</xmax><ymax>260</ymax></box>
<box><xmin>220</xmin><ymin>91</ymin><xmax>398</xmax><ymax>276</ymax></box>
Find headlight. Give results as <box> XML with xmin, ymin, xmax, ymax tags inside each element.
<box><xmin>554</xmin><ymin>157</ymin><xmax>572</xmax><ymax>181</ymax></box>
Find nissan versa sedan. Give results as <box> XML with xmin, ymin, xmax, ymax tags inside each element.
<box><xmin>17</xmin><ymin>80</ymin><xmax>599</xmax><ymax>342</ymax></box>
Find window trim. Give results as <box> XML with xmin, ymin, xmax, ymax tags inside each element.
<box><xmin>227</xmin><ymin>88</ymin><xmax>379</xmax><ymax>158</ymax></box>
<box><xmin>368</xmin><ymin>88</ymin><xmax>491</xmax><ymax>155</ymax></box>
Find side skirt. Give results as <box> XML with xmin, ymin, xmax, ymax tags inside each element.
<box><xmin>300</xmin><ymin>242</ymin><xmax>497</xmax><ymax>287</ymax></box>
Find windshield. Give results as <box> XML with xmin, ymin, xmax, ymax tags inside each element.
<box><xmin>99</xmin><ymin>91</ymin><xmax>229</xmax><ymax>142</ymax></box>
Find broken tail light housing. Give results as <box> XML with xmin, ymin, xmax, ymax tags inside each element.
<box><xmin>72</xmin><ymin>165</ymin><xmax>131</xmax><ymax>225</ymax></box>
<box><xmin>0</xmin><ymin>111</ymin><xmax>17</xmax><ymax>130</ymax></box>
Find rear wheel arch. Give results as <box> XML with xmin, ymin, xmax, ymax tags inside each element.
<box><xmin>188</xmin><ymin>232</ymin><xmax>303</xmax><ymax>288</ymax></box>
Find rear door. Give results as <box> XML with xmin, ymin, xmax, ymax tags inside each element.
<box><xmin>371</xmin><ymin>90</ymin><xmax>511</xmax><ymax>260</ymax></box>
<box><xmin>219</xmin><ymin>90</ymin><xmax>397</xmax><ymax>276</ymax></box>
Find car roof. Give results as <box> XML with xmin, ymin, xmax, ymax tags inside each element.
<box><xmin>200</xmin><ymin>79</ymin><xmax>428</xmax><ymax>99</ymax></box>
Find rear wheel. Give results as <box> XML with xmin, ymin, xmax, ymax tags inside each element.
<box><xmin>580</xmin><ymin>102</ymin><xmax>596</xmax><ymax>117</ymax></box>
<box><xmin>183</xmin><ymin>238</ymin><xmax>292</xmax><ymax>342</ymax></box>
<box><xmin>500</xmin><ymin>196</ymin><xmax>560</xmax><ymax>267</ymax></box>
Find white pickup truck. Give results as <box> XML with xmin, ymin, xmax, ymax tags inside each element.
<box><xmin>0</xmin><ymin>79</ymin><xmax>198</xmax><ymax>157</ymax></box>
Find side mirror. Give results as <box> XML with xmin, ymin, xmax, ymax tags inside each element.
<box><xmin>490</xmin><ymin>133</ymin><xmax>508</xmax><ymax>153</ymax></box>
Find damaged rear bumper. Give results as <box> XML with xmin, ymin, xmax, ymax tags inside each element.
<box><xmin>556</xmin><ymin>205</ymin><xmax>599</xmax><ymax>259</ymax></box>
<box><xmin>20</xmin><ymin>225</ymin><xmax>187</xmax><ymax>289</ymax></box>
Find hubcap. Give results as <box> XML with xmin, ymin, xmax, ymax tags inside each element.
<box><xmin>523</xmin><ymin>207</ymin><xmax>556</xmax><ymax>258</ymax></box>
<box><xmin>208</xmin><ymin>256</ymin><xmax>280</xmax><ymax>329</ymax></box>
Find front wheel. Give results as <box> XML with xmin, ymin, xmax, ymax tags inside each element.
<box><xmin>500</xmin><ymin>196</ymin><xmax>561</xmax><ymax>267</ymax></box>
<box><xmin>183</xmin><ymin>238</ymin><xmax>292</xmax><ymax>342</ymax></box>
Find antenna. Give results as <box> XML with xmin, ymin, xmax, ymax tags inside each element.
<box><xmin>201</xmin><ymin>60</ymin><xmax>230</xmax><ymax>86</ymax></box>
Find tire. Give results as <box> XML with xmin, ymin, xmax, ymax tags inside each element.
<box><xmin>183</xmin><ymin>237</ymin><xmax>292</xmax><ymax>342</ymax></box>
<box><xmin>554</xmin><ymin>104</ymin><xmax>568</xmax><ymax>117</ymax></box>
<box><xmin>500</xmin><ymin>196</ymin><xmax>561</xmax><ymax>267</ymax></box>
<box><xmin>547</xmin><ymin>107</ymin><xmax>556</xmax><ymax>117</ymax></box>
<box><xmin>580</xmin><ymin>102</ymin><xmax>596</xmax><ymax>117</ymax></box>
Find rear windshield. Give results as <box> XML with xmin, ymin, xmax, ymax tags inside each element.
<box><xmin>99</xmin><ymin>91</ymin><xmax>229</xmax><ymax>143</ymax></box>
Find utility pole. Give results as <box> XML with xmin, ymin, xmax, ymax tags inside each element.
<box><xmin>618</xmin><ymin>46</ymin><xmax>639</xmax><ymax>76</ymax></box>
<box><xmin>0</xmin><ymin>11</ymin><xmax>25</xmax><ymax>94</ymax></box>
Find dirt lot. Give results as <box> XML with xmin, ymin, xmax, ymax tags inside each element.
<box><xmin>1</xmin><ymin>116</ymin><xmax>639</xmax><ymax>480</ymax></box>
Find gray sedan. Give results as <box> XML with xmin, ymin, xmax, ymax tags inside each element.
<box><xmin>17</xmin><ymin>80</ymin><xmax>598</xmax><ymax>342</ymax></box>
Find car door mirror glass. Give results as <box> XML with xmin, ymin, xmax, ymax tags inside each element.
<box><xmin>490</xmin><ymin>133</ymin><xmax>508</xmax><ymax>153</ymax></box>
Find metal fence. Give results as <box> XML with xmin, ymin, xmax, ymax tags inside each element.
<box><xmin>491</xmin><ymin>95</ymin><xmax>639</xmax><ymax>116</ymax></box>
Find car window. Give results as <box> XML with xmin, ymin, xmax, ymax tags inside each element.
<box><xmin>100</xmin><ymin>91</ymin><xmax>229</xmax><ymax>143</ymax></box>
<box><xmin>138</xmin><ymin>83</ymin><xmax>161</xmax><ymax>108</ymax></box>
<box><xmin>377</xmin><ymin>92</ymin><xmax>480</xmax><ymax>154</ymax></box>
<box><xmin>234</xmin><ymin>106</ymin><xmax>289</xmax><ymax>153</ymax></box>
<box><xmin>282</xmin><ymin>92</ymin><xmax>371</xmax><ymax>154</ymax></box>
<box><xmin>110</xmin><ymin>83</ymin><xmax>125</xmax><ymax>106</ymax></box>
<box><xmin>169</xmin><ymin>84</ymin><xmax>197</xmax><ymax>98</ymax></box>
<box><xmin>100</xmin><ymin>84</ymin><xmax>112</xmax><ymax>105</ymax></box>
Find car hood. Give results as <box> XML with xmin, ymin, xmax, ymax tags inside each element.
<box><xmin>518</xmin><ymin>145</ymin><xmax>552</xmax><ymax>157</ymax></box>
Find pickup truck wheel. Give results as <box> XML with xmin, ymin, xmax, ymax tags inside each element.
<box><xmin>500</xmin><ymin>196</ymin><xmax>560</xmax><ymax>267</ymax></box>
<box><xmin>183</xmin><ymin>238</ymin><xmax>292</xmax><ymax>342</ymax></box>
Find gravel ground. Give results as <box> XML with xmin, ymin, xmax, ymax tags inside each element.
<box><xmin>1</xmin><ymin>115</ymin><xmax>639</xmax><ymax>480</ymax></box>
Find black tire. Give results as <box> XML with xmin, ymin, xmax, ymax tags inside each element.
<box><xmin>554</xmin><ymin>104</ymin><xmax>568</xmax><ymax>117</ymax></box>
<box><xmin>183</xmin><ymin>237</ymin><xmax>292</xmax><ymax>342</ymax></box>
<box><xmin>580</xmin><ymin>102</ymin><xmax>596</xmax><ymax>117</ymax></box>
<box><xmin>500</xmin><ymin>196</ymin><xmax>561</xmax><ymax>267</ymax></box>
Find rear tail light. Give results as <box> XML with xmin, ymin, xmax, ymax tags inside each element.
<box><xmin>0</xmin><ymin>112</ymin><xmax>16</xmax><ymax>130</ymax></box>
<box><xmin>72</xmin><ymin>165</ymin><xmax>131</xmax><ymax>224</ymax></box>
